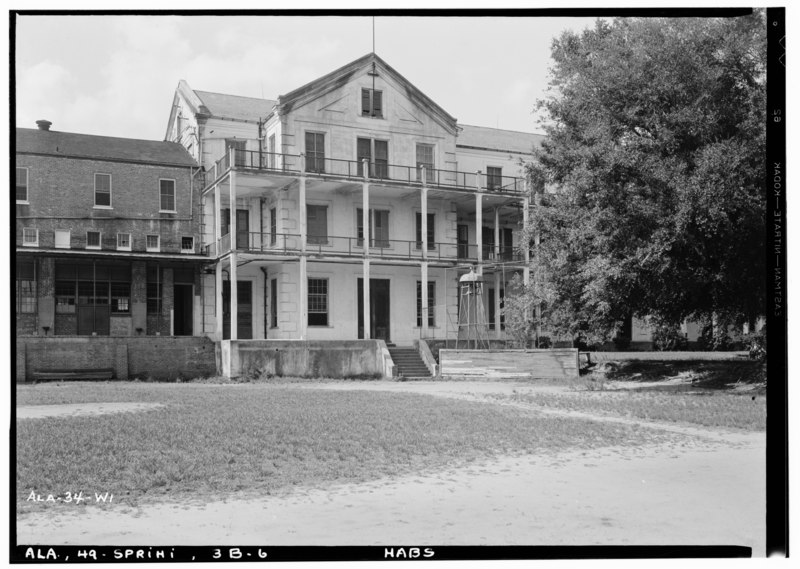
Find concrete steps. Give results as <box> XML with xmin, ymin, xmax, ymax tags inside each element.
<box><xmin>388</xmin><ymin>346</ymin><xmax>432</xmax><ymax>379</ymax></box>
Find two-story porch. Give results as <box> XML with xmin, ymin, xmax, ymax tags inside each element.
<box><xmin>199</xmin><ymin>149</ymin><xmax>533</xmax><ymax>346</ymax></box>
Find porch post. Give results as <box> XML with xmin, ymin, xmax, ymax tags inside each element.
<box><xmin>421</xmin><ymin>174</ymin><xmax>428</xmax><ymax>259</ymax></box>
<box><xmin>214</xmin><ymin>183</ymin><xmax>221</xmax><ymax>245</ymax></box>
<box><xmin>229</xmin><ymin>255</ymin><xmax>238</xmax><ymax>341</ymax></box>
<box><xmin>229</xmin><ymin>153</ymin><xmax>238</xmax><ymax>250</ymax></box>
<box><xmin>299</xmin><ymin>256</ymin><xmax>307</xmax><ymax>340</ymax></box>
<box><xmin>299</xmin><ymin>153</ymin><xmax>307</xmax><ymax>253</ymax></box>
<box><xmin>215</xmin><ymin>260</ymin><xmax>223</xmax><ymax>340</ymax></box>
<box><xmin>362</xmin><ymin>160</ymin><xmax>371</xmax><ymax>340</ymax></box>
<box><xmin>475</xmin><ymin>173</ymin><xmax>483</xmax><ymax>275</ymax></box>
<box><xmin>523</xmin><ymin>194</ymin><xmax>531</xmax><ymax>287</ymax></box>
<box><xmin>421</xmin><ymin>262</ymin><xmax>429</xmax><ymax>338</ymax></box>
<box><xmin>494</xmin><ymin>270</ymin><xmax>502</xmax><ymax>340</ymax></box>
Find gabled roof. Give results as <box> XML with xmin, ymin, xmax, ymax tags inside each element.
<box><xmin>193</xmin><ymin>90</ymin><xmax>276</xmax><ymax>122</ymax></box>
<box><xmin>276</xmin><ymin>53</ymin><xmax>459</xmax><ymax>135</ymax></box>
<box><xmin>457</xmin><ymin>125</ymin><xmax>544</xmax><ymax>155</ymax></box>
<box><xmin>16</xmin><ymin>128</ymin><xmax>197</xmax><ymax>167</ymax></box>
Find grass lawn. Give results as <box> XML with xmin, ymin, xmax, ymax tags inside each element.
<box><xmin>16</xmin><ymin>382</ymin><xmax>678</xmax><ymax>510</ymax></box>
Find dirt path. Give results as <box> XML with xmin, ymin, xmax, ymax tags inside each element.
<box><xmin>16</xmin><ymin>381</ymin><xmax>766</xmax><ymax>555</ymax></box>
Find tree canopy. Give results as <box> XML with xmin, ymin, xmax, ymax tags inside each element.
<box><xmin>523</xmin><ymin>13</ymin><xmax>766</xmax><ymax>344</ymax></box>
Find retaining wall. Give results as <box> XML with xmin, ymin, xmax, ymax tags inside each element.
<box><xmin>16</xmin><ymin>336</ymin><xmax>216</xmax><ymax>382</ymax></box>
<box><xmin>440</xmin><ymin>348</ymin><xmax>580</xmax><ymax>380</ymax></box>
<box><xmin>587</xmin><ymin>351</ymin><xmax>750</xmax><ymax>363</ymax></box>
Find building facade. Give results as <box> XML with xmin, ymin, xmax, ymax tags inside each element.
<box><xmin>165</xmin><ymin>53</ymin><xmax>543</xmax><ymax>347</ymax></box>
<box><xmin>15</xmin><ymin>122</ymin><xmax>205</xmax><ymax>339</ymax></box>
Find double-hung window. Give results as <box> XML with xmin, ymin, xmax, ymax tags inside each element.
<box><xmin>270</xmin><ymin>278</ymin><xmax>278</xmax><ymax>328</ymax></box>
<box><xmin>181</xmin><ymin>237</ymin><xmax>195</xmax><ymax>253</ymax></box>
<box><xmin>487</xmin><ymin>166</ymin><xmax>503</xmax><ymax>191</ymax></box>
<box><xmin>357</xmin><ymin>138</ymin><xmax>388</xmax><ymax>179</ymax></box>
<box><xmin>361</xmin><ymin>88</ymin><xmax>383</xmax><ymax>118</ymax></box>
<box><xmin>117</xmin><ymin>233</ymin><xmax>131</xmax><ymax>251</ymax></box>
<box><xmin>305</xmin><ymin>132</ymin><xmax>325</xmax><ymax>173</ymax></box>
<box><xmin>160</xmin><ymin>179</ymin><xmax>176</xmax><ymax>212</ymax></box>
<box><xmin>226</xmin><ymin>139</ymin><xmax>247</xmax><ymax>167</ymax></box>
<box><xmin>16</xmin><ymin>259</ymin><xmax>36</xmax><ymax>314</ymax></box>
<box><xmin>16</xmin><ymin>167</ymin><xmax>28</xmax><ymax>202</ymax></box>
<box><xmin>306</xmin><ymin>205</ymin><xmax>328</xmax><ymax>245</ymax></box>
<box><xmin>416</xmin><ymin>144</ymin><xmax>435</xmax><ymax>183</ymax></box>
<box><xmin>269</xmin><ymin>207</ymin><xmax>277</xmax><ymax>246</ymax></box>
<box><xmin>416</xmin><ymin>281</ymin><xmax>436</xmax><ymax>327</ymax></box>
<box><xmin>87</xmin><ymin>231</ymin><xmax>101</xmax><ymax>249</ymax></box>
<box><xmin>94</xmin><ymin>173</ymin><xmax>111</xmax><ymax>207</ymax></box>
<box><xmin>357</xmin><ymin>208</ymin><xmax>390</xmax><ymax>248</ymax></box>
<box><xmin>415</xmin><ymin>212</ymin><xmax>436</xmax><ymax>251</ymax></box>
<box><xmin>22</xmin><ymin>228</ymin><xmax>38</xmax><ymax>247</ymax></box>
<box><xmin>307</xmin><ymin>278</ymin><xmax>329</xmax><ymax>326</ymax></box>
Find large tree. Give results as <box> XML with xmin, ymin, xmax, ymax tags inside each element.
<box><xmin>521</xmin><ymin>13</ymin><xmax>766</xmax><ymax>344</ymax></box>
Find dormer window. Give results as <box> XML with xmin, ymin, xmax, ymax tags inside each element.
<box><xmin>361</xmin><ymin>88</ymin><xmax>383</xmax><ymax>118</ymax></box>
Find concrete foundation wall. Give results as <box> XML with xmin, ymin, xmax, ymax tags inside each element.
<box><xmin>222</xmin><ymin>339</ymin><xmax>388</xmax><ymax>379</ymax></box>
<box><xmin>440</xmin><ymin>348</ymin><xmax>580</xmax><ymax>379</ymax></box>
<box><xmin>17</xmin><ymin>336</ymin><xmax>216</xmax><ymax>382</ymax></box>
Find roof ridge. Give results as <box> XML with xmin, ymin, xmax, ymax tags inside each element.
<box><xmin>15</xmin><ymin>127</ymin><xmax>186</xmax><ymax>145</ymax></box>
<box><xmin>194</xmin><ymin>89</ymin><xmax>276</xmax><ymax>102</ymax></box>
<box><xmin>459</xmin><ymin>123</ymin><xmax>543</xmax><ymax>136</ymax></box>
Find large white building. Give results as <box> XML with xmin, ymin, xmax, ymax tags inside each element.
<box><xmin>165</xmin><ymin>53</ymin><xmax>542</xmax><ymax>353</ymax></box>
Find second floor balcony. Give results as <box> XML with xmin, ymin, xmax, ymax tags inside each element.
<box><xmin>201</xmin><ymin>149</ymin><xmax>529</xmax><ymax>196</ymax></box>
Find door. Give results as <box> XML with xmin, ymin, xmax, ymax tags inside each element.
<box><xmin>222</xmin><ymin>209</ymin><xmax>250</xmax><ymax>250</ymax></box>
<box><xmin>173</xmin><ymin>284</ymin><xmax>193</xmax><ymax>336</ymax></box>
<box><xmin>357</xmin><ymin>278</ymin><xmax>391</xmax><ymax>341</ymax></box>
<box><xmin>457</xmin><ymin>224</ymin><xmax>469</xmax><ymax>259</ymax></box>
<box><xmin>77</xmin><ymin>281</ymin><xmax>110</xmax><ymax>335</ymax></box>
<box><xmin>482</xmin><ymin>226</ymin><xmax>495</xmax><ymax>260</ymax></box>
<box><xmin>222</xmin><ymin>281</ymin><xmax>253</xmax><ymax>340</ymax></box>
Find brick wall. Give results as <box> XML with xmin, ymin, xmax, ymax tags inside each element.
<box><xmin>17</xmin><ymin>336</ymin><xmax>216</xmax><ymax>382</ymax></box>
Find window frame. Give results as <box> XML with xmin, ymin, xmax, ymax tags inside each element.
<box><xmin>270</xmin><ymin>278</ymin><xmax>278</xmax><ymax>328</ymax></box>
<box><xmin>16</xmin><ymin>167</ymin><xmax>29</xmax><ymax>203</ymax></box>
<box><xmin>54</xmin><ymin>229</ymin><xmax>71</xmax><ymax>249</ymax></box>
<box><xmin>416</xmin><ymin>280</ymin><xmax>436</xmax><ymax>328</ymax></box>
<box><xmin>306</xmin><ymin>204</ymin><xmax>329</xmax><ymax>245</ymax></box>
<box><xmin>307</xmin><ymin>277</ymin><xmax>329</xmax><ymax>327</ymax></box>
<box><xmin>486</xmin><ymin>166</ymin><xmax>503</xmax><ymax>191</ymax></box>
<box><xmin>305</xmin><ymin>131</ymin><xmax>326</xmax><ymax>174</ymax></box>
<box><xmin>146</xmin><ymin>234</ymin><xmax>160</xmax><ymax>252</ymax></box>
<box><xmin>180</xmin><ymin>236</ymin><xmax>195</xmax><ymax>254</ymax></box>
<box><xmin>94</xmin><ymin>173</ymin><xmax>112</xmax><ymax>208</ymax></box>
<box><xmin>22</xmin><ymin>227</ymin><xmax>39</xmax><ymax>247</ymax></box>
<box><xmin>416</xmin><ymin>144</ymin><xmax>435</xmax><ymax>183</ymax></box>
<box><xmin>86</xmin><ymin>230</ymin><xmax>102</xmax><ymax>250</ymax></box>
<box><xmin>159</xmin><ymin>178</ymin><xmax>177</xmax><ymax>213</ymax></box>
<box><xmin>361</xmin><ymin>88</ymin><xmax>384</xmax><ymax>118</ymax></box>
<box><xmin>356</xmin><ymin>208</ymin><xmax>390</xmax><ymax>248</ymax></box>
<box><xmin>269</xmin><ymin>207</ymin><xmax>277</xmax><ymax>246</ymax></box>
<box><xmin>117</xmin><ymin>233</ymin><xmax>132</xmax><ymax>251</ymax></box>
<box><xmin>110</xmin><ymin>282</ymin><xmax>131</xmax><ymax>315</ymax></box>
<box><xmin>415</xmin><ymin>212</ymin><xmax>436</xmax><ymax>251</ymax></box>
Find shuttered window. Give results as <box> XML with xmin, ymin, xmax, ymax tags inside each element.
<box><xmin>307</xmin><ymin>205</ymin><xmax>328</xmax><ymax>245</ymax></box>
<box><xmin>361</xmin><ymin>88</ymin><xmax>383</xmax><ymax>118</ymax></box>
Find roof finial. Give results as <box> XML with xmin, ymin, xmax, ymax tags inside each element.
<box><xmin>372</xmin><ymin>17</ymin><xmax>376</xmax><ymax>54</ymax></box>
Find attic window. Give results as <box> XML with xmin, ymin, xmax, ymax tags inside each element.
<box><xmin>361</xmin><ymin>89</ymin><xmax>383</xmax><ymax>118</ymax></box>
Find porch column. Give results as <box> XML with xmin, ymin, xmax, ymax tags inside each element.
<box><xmin>215</xmin><ymin>260</ymin><xmax>223</xmax><ymax>339</ymax></box>
<box><xmin>299</xmin><ymin>256</ymin><xmax>307</xmax><ymax>340</ymax></box>
<box><xmin>229</xmin><ymin>163</ymin><xmax>238</xmax><ymax>250</ymax></box>
<box><xmin>362</xmin><ymin>160</ymin><xmax>371</xmax><ymax>340</ymax></box>
<box><xmin>523</xmin><ymin>195</ymin><xmax>531</xmax><ymax>287</ymax></box>
<box><xmin>229</xmin><ymin>255</ymin><xmax>238</xmax><ymax>341</ymax></box>
<box><xmin>214</xmin><ymin>183</ymin><xmax>221</xmax><ymax>245</ymax></box>
<box><xmin>421</xmin><ymin>175</ymin><xmax>428</xmax><ymax>259</ymax></box>
<box><xmin>475</xmin><ymin>173</ymin><xmax>483</xmax><ymax>275</ymax></box>
<box><xmin>421</xmin><ymin>262</ymin><xmax>429</xmax><ymax>338</ymax></box>
<box><xmin>494</xmin><ymin>270</ymin><xmax>502</xmax><ymax>340</ymax></box>
<box><xmin>494</xmin><ymin>207</ymin><xmax>500</xmax><ymax>263</ymax></box>
<box><xmin>299</xmin><ymin>153</ymin><xmax>307</xmax><ymax>253</ymax></box>
<box><xmin>420</xmin><ymin>176</ymin><xmax>429</xmax><ymax>339</ymax></box>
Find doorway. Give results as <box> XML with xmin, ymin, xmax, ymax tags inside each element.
<box><xmin>222</xmin><ymin>280</ymin><xmax>253</xmax><ymax>339</ymax></box>
<box><xmin>357</xmin><ymin>278</ymin><xmax>391</xmax><ymax>341</ymax></box>
<box><xmin>173</xmin><ymin>284</ymin><xmax>193</xmax><ymax>336</ymax></box>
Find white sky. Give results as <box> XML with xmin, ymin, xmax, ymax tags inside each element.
<box><xmin>14</xmin><ymin>14</ymin><xmax>599</xmax><ymax>140</ymax></box>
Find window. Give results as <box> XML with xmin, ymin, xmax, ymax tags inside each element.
<box><xmin>94</xmin><ymin>173</ymin><xmax>111</xmax><ymax>207</ymax></box>
<box><xmin>160</xmin><ymin>179</ymin><xmax>176</xmax><ymax>212</ymax></box>
<box><xmin>270</xmin><ymin>278</ymin><xmax>278</xmax><ymax>328</ymax></box>
<box><xmin>147</xmin><ymin>267</ymin><xmax>162</xmax><ymax>314</ymax></box>
<box><xmin>361</xmin><ymin>88</ymin><xmax>383</xmax><ymax>118</ymax></box>
<box><xmin>117</xmin><ymin>233</ymin><xmax>131</xmax><ymax>251</ymax></box>
<box><xmin>267</xmin><ymin>134</ymin><xmax>276</xmax><ymax>169</ymax></box>
<box><xmin>55</xmin><ymin>230</ymin><xmax>71</xmax><ymax>249</ymax></box>
<box><xmin>16</xmin><ymin>167</ymin><xmax>28</xmax><ymax>202</ymax></box>
<box><xmin>55</xmin><ymin>281</ymin><xmax>76</xmax><ymax>313</ymax></box>
<box><xmin>270</xmin><ymin>207</ymin><xmax>277</xmax><ymax>246</ymax></box>
<box><xmin>357</xmin><ymin>138</ymin><xmax>388</xmax><ymax>178</ymax></box>
<box><xmin>357</xmin><ymin>208</ymin><xmax>390</xmax><ymax>248</ymax></box>
<box><xmin>308</xmin><ymin>278</ymin><xmax>328</xmax><ymax>326</ymax></box>
<box><xmin>416</xmin><ymin>144</ymin><xmax>435</xmax><ymax>183</ymax></box>
<box><xmin>415</xmin><ymin>212</ymin><xmax>436</xmax><ymax>250</ymax></box>
<box><xmin>181</xmin><ymin>237</ymin><xmax>194</xmax><ymax>253</ymax></box>
<box><xmin>87</xmin><ymin>231</ymin><xmax>101</xmax><ymax>249</ymax></box>
<box><xmin>226</xmin><ymin>139</ymin><xmax>247</xmax><ymax>167</ymax></box>
<box><xmin>16</xmin><ymin>259</ymin><xmax>36</xmax><ymax>314</ymax></box>
<box><xmin>146</xmin><ymin>234</ymin><xmax>160</xmax><ymax>252</ymax></box>
<box><xmin>22</xmin><ymin>227</ymin><xmax>38</xmax><ymax>247</ymax></box>
<box><xmin>487</xmin><ymin>166</ymin><xmax>503</xmax><ymax>191</ymax></box>
<box><xmin>416</xmin><ymin>281</ymin><xmax>436</xmax><ymax>327</ymax></box>
<box><xmin>305</xmin><ymin>132</ymin><xmax>325</xmax><ymax>173</ymax></box>
<box><xmin>306</xmin><ymin>205</ymin><xmax>328</xmax><ymax>245</ymax></box>
<box><xmin>111</xmin><ymin>282</ymin><xmax>131</xmax><ymax>313</ymax></box>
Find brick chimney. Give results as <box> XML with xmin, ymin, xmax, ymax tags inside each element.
<box><xmin>36</xmin><ymin>120</ymin><xmax>52</xmax><ymax>131</ymax></box>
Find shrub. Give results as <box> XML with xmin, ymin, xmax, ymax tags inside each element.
<box><xmin>535</xmin><ymin>336</ymin><xmax>552</xmax><ymax>349</ymax></box>
<box><xmin>612</xmin><ymin>334</ymin><xmax>631</xmax><ymax>351</ymax></box>
<box><xmin>652</xmin><ymin>324</ymin><xmax>689</xmax><ymax>351</ymax></box>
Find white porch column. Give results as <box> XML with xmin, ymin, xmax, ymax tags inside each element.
<box><xmin>523</xmin><ymin>195</ymin><xmax>531</xmax><ymax>287</ymax></box>
<box><xmin>230</xmin><ymin>152</ymin><xmax>238</xmax><ymax>250</ymax></box>
<box><xmin>214</xmin><ymin>184</ymin><xmax>221</xmax><ymax>246</ymax></box>
<box><xmin>299</xmin><ymin>256</ymin><xmax>307</xmax><ymax>340</ymax></box>
<box><xmin>215</xmin><ymin>260</ymin><xmax>223</xmax><ymax>340</ymax></box>
<box><xmin>299</xmin><ymin>153</ymin><xmax>307</xmax><ymax>253</ymax></box>
<box><xmin>362</xmin><ymin>160</ymin><xmax>371</xmax><ymax>340</ymax></box>
<box><xmin>421</xmin><ymin>262</ymin><xmax>429</xmax><ymax>338</ymax></box>
<box><xmin>494</xmin><ymin>270</ymin><xmax>502</xmax><ymax>339</ymax></box>
<box><xmin>475</xmin><ymin>176</ymin><xmax>483</xmax><ymax>276</ymax></box>
<box><xmin>494</xmin><ymin>207</ymin><xmax>500</xmax><ymax>262</ymax></box>
<box><xmin>421</xmin><ymin>173</ymin><xmax>428</xmax><ymax>259</ymax></box>
<box><xmin>229</xmin><ymin>254</ymin><xmax>238</xmax><ymax>341</ymax></box>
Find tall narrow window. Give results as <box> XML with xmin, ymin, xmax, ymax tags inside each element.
<box><xmin>416</xmin><ymin>144</ymin><xmax>435</xmax><ymax>183</ymax></box>
<box><xmin>270</xmin><ymin>207</ymin><xmax>277</xmax><ymax>246</ymax></box>
<box><xmin>160</xmin><ymin>179</ymin><xmax>176</xmax><ymax>211</ymax></box>
<box><xmin>226</xmin><ymin>139</ymin><xmax>247</xmax><ymax>167</ymax></box>
<box><xmin>416</xmin><ymin>281</ymin><xmax>436</xmax><ymax>327</ymax></box>
<box><xmin>357</xmin><ymin>138</ymin><xmax>388</xmax><ymax>178</ymax></box>
<box><xmin>357</xmin><ymin>208</ymin><xmax>390</xmax><ymax>247</ymax></box>
<box><xmin>361</xmin><ymin>88</ymin><xmax>383</xmax><ymax>118</ymax></box>
<box><xmin>16</xmin><ymin>167</ymin><xmax>28</xmax><ymax>202</ymax></box>
<box><xmin>267</xmin><ymin>134</ymin><xmax>276</xmax><ymax>169</ymax></box>
<box><xmin>270</xmin><ymin>278</ymin><xmax>278</xmax><ymax>328</ymax></box>
<box><xmin>307</xmin><ymin>278</ymin><xmax>328</xmax><ymax>326</ymax></box>
<box><xmin>487</xmin><ymin>166</ymin><xmax>503</xmax><ymax>191</ymax></box>
<box><xmin>415</xmin><ymin>212</ymin><xmax>436</xmax><ymax>250</ymax></box>
<box><xmin>16</xmin><ymin>259</ymin><xmax>36</xmax><ymax>314</ymax></box>
<box><xmin>306</xmin><ymin>205</ymin><xmax>328</xmax><ymax>245</ymax></box>
<box><xmin>94</xmin><ymin>173</ymin><xmax>111</xmax><ymax>207</ymax></box>
<box><xmin>489</xmin><ymin>287</ymin><xmax>496</xmax><ymax>330</ymax></box>
<box><xmin>147</xmin><ymin>266</ymin><xmax>162</xmax><ymax>314</ymax></box>
<box><xmin>305</xmin><ymin>132</ymin><xmax>325</xmax><ymax>173</ymax></box>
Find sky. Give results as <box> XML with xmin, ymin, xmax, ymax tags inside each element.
<box><xmin>14</xmin><ymin>14</ymin><xmax>600</xmax><ymax>140</ymax></box>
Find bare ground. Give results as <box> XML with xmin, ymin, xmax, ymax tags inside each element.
<box><xmin>16</xmin><ymin>381</ymin><xmax>765</xmax><ymax>554</ymax></box>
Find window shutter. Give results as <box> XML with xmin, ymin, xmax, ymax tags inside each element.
<box><xmin>373</xmin><ymin>91</ymin><xmax>382</xmax><ymax>116</ymax></box>
<box><xmin>362</xmin><ymin>89</ymin><xmax>371</xmax><ymax>115</ymax></box>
